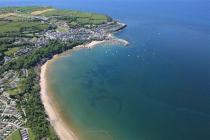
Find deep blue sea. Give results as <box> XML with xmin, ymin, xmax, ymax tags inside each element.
<box><xmin>2</xmin><ymin>0</ymin><xmax>210</xmax><ymax>139</ymax></box>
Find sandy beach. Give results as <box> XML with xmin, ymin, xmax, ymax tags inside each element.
<box><xmin>39</xmin><ymin>39</ymin><xmax>128</xmax><ymax>140</ymax></box>
<box><xmin>40</xmin><ymin>60</ymin><xmax>78</xmax><ymax>140</ymax></box>
<box><xmin>73</xmin><ymin>40</ymin><xmax>105</xmax><ymax>50</ymax></box>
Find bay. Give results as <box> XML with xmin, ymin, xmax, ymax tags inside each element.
<box><xmin>2</xmin><ymin>0</ymin><xmax>210</xmax><ymax>139</ymax></box>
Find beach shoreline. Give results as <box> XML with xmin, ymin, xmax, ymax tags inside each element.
<box><xmin>40</xmin><ymin>58</ymin><xmax>78</xmax><ymax>140</ymax></box>
<box><xmin>39</xmin><ymin>38</ymin><xmax>128</xmax><ymax>140</ymax></box>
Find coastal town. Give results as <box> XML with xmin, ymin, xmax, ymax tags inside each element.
<box><xmin>0</xmin><ymin>6</ymin><xmax>127</xmax><ymax>140</ymax></box>
<box><xmin>0</xmin><ymin>69</ymin><xmax>29</xmax><ymax>140</ymax></box>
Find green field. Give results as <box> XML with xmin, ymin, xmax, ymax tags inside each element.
<box><xmin>41</xmin><ymin>9</ymin><xmax>108</xmax><ymax>26</ymax></box>
<box><xmin>28</xmin><ymin>129</ymin><xmax>36</xmax><ymax>140</ymax></box>
<box><xmin>41</xmin><ymin>9</ymin><xmax>107</xmax><ymax>19</ymax></box>
<box><xmin>0</xmin><ymin>21</ymin><xmax>49</xmax><ymax>33</ymax></box>
<box><xmin>41</xmin><ymin>9</ymin><xmax>87</xmax><ymax>17</ymax></box>
<box><xmin>7</xmin><ymin>88</ymin><xmax>20</xmax><ymax>96</ymax></box>
<box><xmin>0</xmin><ymin>6</ymin><xmax>109</xmax><ymax>34</ymax></box>
<box><xmin>6</xmin><ymin>78</ymin><xmax>27</xmax><ymax>96</ymax></box>
<box><xmin>4</xmin><ymin>47</ymin><xmax>20</xmax><ymax>56</ymax></box>
<box><xmin>0</xmin><ymin>6</ymin><xmax>52</xmax><ymax>14</ymax></box>
<box><xmin>6</xmin><ymin>130</ymin><xmax>21</xmax><ymax>140</ymax></box>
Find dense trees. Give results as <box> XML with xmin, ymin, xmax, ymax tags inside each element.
<box><xmin>0</xmin><ymin>52</ymin><xmax>4</xmax><ymax>61</ymax></box>
<box><xmin>15</xmin><ymin>68</ymin><xmax>57</xmax><ymax>139</ymax></box>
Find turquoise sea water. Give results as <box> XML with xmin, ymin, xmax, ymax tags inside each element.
<box><xmin>2</xmin><ymin>0</ymin><xmax>210</xmax><ymax>139</ymax></box>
